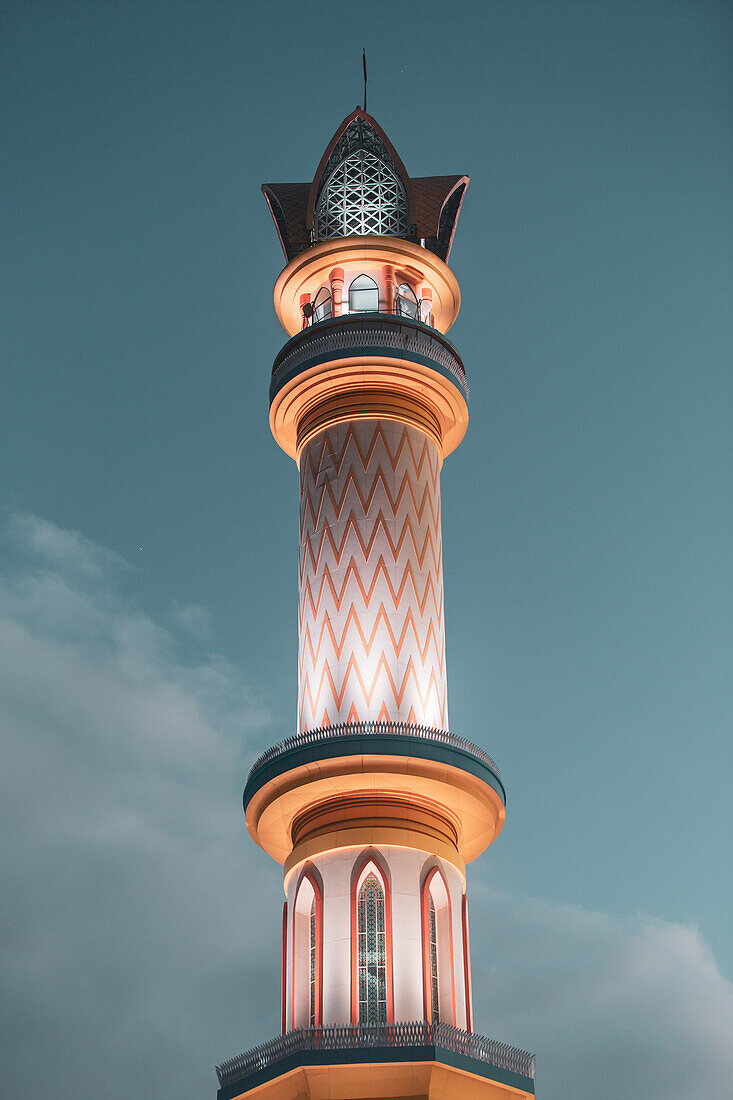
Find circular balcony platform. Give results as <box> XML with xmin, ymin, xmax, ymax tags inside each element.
<box><xmin>244</xmin><ymin>722</ymin><xmax>506</xmax><ymax>880</ymax></box>
<box><xmin>268</xmin><ymin>314</ymin><xmax>469</xmax><ymax>461</ymax></box>
<box><xmin>270</xmin><ymin>314</ymin><xmax>468</xmax><ymax>404</ymax></box>
<box><xmin>216</xmin><ymin>1022</ymin><xmax>535</xmax><ymax>1100</ymax></box>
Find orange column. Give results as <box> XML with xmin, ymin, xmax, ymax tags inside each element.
<box><xmin>330</xmin><ymin>267</ymin><xmax>344</xmax><ymax>316</ymax></box>
<box><xmin>383</xmin><ymin>265</ymin><xmax>395</xmax><ymax>313</ymax></box>
<box><xmin>299</xmin><ymin>292</ymin><xmax>311</xmax><ymax>329</ymax></box>
<box><xmin>421</xmin><ymin>286</ymin><xmax>433</xmax><ymax>326</ymax></box>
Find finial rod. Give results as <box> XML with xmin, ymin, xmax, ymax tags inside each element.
<box><xmin>362</xmin><ymin>49</ymin><xmax>367</xmax><ymax>112</ymax></box>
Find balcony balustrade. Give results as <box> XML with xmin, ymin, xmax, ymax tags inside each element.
<box><xmin>247</xmin><ymin>720</ymin><xmax>499</xmax><ymax>788</ymax></box>
<box><xmin>270</xmin><ymin>313</ymin><xmax>468</xmax><ymax>404</ymax></box>
<box><xmin>216</xmin><ymin>1021</ymin><xmax>536</xmax><ymax>1090</ymax></box>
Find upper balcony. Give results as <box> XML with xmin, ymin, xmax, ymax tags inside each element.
<box><xmin>268</xmin><ymin>307</ymin><xmax>470</xmax><ymax>463</ymax></box>
<box><xmin>301</xmin><ymin>275</ymin><xmax>430</xmax><ymax>327</ymax></box>
<box><xmin>270</xmin><ymin>311</ymin><xmax>468</xmax><ymax>407</ymax></box>
<box><xmin>216</xmin><ymin>1021</ymin><xmax>535</xmax><ymax>1100</ymax></box>
<box><xmin>243</xmin><ymin>721</ymin><xmax>506</xmax><ymax>880</ymax></box>
<box><xmin>272</xmin><ymin>236</ymin><xmax>462</xmax><ymax>337</ymax></box>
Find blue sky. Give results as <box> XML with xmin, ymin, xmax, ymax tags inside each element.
<box><xmin>1</xmin><ymin>2</ymin><xmax>731</xmax><ymax>1098</ymax></box>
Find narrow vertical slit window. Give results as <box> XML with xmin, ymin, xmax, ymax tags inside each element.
<box><xmin>428</xmin><ymin>893</ymin><xmax>440</xmax><ymax>1023</ymax></box>
<box><xmin>309</xmin><ymin>896</ymin><xmax>316</xmax><ymax>1026</ymax></box>
<box><xmin>357</xmin><ymin>871</ymin><xmax>387</xmax><ymax>1024</ymax></box>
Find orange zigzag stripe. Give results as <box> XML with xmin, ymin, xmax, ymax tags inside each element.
<box><xmin>300</xmin><ymin>653</ymin><xmax>446</xmax><ymax>723</ymax></box>
<box><xmin>300</xmin><ymin>422</ymin><xmax>439</xmax><ymax>489</ymax></box>
<box><xmin>299</xmin><ymin>556</ymin><xmax>444</xmax><ymax>625</ymax></box>
<box><xmin>300</xmin><ymin>464</ymin><xmax>442</xmax><ymax>533</ymax></box>
<box><xmin>298</xmin><ymin>602</ymin><xmax>446</xmax><ymax>673</ymax></box>
<box><xmin>299</xmin><ymin>510</ymin><xmax>442</xmax><ymax>579</ymax></box>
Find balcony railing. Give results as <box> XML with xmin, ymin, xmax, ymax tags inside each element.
<box><xmin>270</xmin><ymin>313</ymin><xmax>468</xmax><ymax>402</ymax></box>
<box><xmin>216</xmin><ymin>1021</ymin><xmax>535</xmax><ymax>1088</ymax></box>
<box><xmin>247</xmin><ymin>719</ymin><xmax>500</xmax><ymax>785</ymax></box>
<box><xmin>303</xmin><ymin>302</ymin><xmax>429</xmax><ymax>328</ymax></box>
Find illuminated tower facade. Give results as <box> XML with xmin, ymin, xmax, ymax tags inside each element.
<box><xmin>216</xmin><ymin>110</ymin><xmax>535</xmax><ymax>1100</ymax></box>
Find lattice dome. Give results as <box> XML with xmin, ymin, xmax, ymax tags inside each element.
<box><xmin>314</xmin><ymin>147</ymin><xmax>409</xmax><ymax>241</ymax></box>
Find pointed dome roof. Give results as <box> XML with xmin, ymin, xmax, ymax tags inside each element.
<box><xmin>263</xmin><ymin>108</ymin><xmax>468</xmax><ymax>264</ymax></box>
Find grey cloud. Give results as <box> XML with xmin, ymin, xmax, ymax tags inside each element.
<box><xmin>2</xmin><ymin>515</ymin><xmax>731</xmax><ymax>1099</ymax></box>
<box><xmin>7</xmin><ymin>512</ymin><xmax>128</xmax><ymax>579</ymax></box>
<box><xmin>469</xmin><ymin>881</ymin><xmax>733</xmax><ymax>1099</ymax></box>
<box><xmin>0</xmin><ymin>515</ymin><xmax>280</xmax><ymax>1098</ymax></box>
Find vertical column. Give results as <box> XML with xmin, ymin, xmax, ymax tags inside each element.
<box><xmin>330</xmin><ymin>267</ymin><xmax>344</xmax><ymax>316</ymax></box>
<box><xmin>421</xmin><ymin>286</ymin><xmax>433</xmax><ymax>326</ymax></box>
<box><xmin>382</xmin><ymin>265</ymin><xmax>395</xmax><ymax>312</ymax></box>
<box><xmin>299</xmin><ymin>292</ymin><xmax>311</xmax><ymax>329</ymax></box>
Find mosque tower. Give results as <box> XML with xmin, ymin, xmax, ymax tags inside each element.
<box><xmin>215</xmin><ymin>108</ymin><xmax>535</xmax><ymax>1100</ymax></box>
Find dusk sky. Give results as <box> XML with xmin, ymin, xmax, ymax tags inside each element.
<box><xmin>2</xmin><ymin>2</ymin><xmax>731</xmax><ymax>1098</ymax></box>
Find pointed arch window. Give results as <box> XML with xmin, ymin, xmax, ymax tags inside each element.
<box><xmin>309</xmin><ymin>896</ymin><xmax>317</xmax><ymax>1026</ymax></box>
<box><xmin>315</xmin><ymin>149</ymin><xmax>409</xmax><ymax>241</ymax></box>
<box><xmin>312</xmin><ymin>285</ymin><xmax>332</xmax><ymax>323</ymax></box>
<box><xmin>357</xmin><ymin>871</ymin><xmax>387</xmax><ymax>1024</ymax></box>
<box><xmin>348</xmin><ymin>274</ymin><xmax>379</xmax><ymax>313</ymax></box>
<box><xmin>396</xmin><ymin>282</ymin><xmax>419</xmax><ymax>320</ymax></box>
<box><xmin>292</xmin><ymin>870</ymin><xmax>322</xmax><ymax>1029</ymax></box>
<box><xmin>428</xmin><ymin>894</ymin><xmax>439</xmax><ymax>1023</ymax></box>
<box><xmin>421</xmin><ymin>866</ymin><xmax>456</xmax><ymax>1026</ymax></box>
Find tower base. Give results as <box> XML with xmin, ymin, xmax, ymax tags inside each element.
<box><xmin>216</xmin><ymin>1025</ymin><xmax>535</xmax><ymax>1100</ymax></box>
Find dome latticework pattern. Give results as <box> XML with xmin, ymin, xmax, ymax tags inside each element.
<box><xmin>314</xmin><ymin>119</ymin><xmax>409</xmax><ymax>241</ymax></box>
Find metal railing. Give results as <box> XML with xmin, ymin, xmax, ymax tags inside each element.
<box><xmin>247</xmin><ymin>720</ymin><xmax>500</xmax><ymax>784</ymax></box>
<box><xmin>270</xmin><ymin>313</ymin><xmax>468</xmax><ymax>400</ymax></box>
<box><xmin>216</xmin><ymin>1021</ymin><xmax>535</xmax><ymax>1087</ymax></box>
<box><xmin>303</xmin><ymin>303</ymin><xmax>428</xmax><ymax>327</ymax></box>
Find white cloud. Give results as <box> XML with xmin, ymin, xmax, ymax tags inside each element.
<box><xmin>0</xmin><ymin>514</ymin><xmax>279</xmax><ymax>1098</ymax></box>
<box><xmin>7</xmin><ymin>512</ymin><xmax>128</xmax><ymax>579</ymax></box>
<box><xmin>168</xmin><ymin>601</ymin><xmax>213</xmax><ymax>641</ymax></box>
<box><xmin>1</xmin><ymin>514</ymin><xmax>731</xmax><ymax>1100</ymax></box>
<box><xmin>469</xmin><ymin>882</ymin><xmax>733</xmax><ymax>1100</ymax></box>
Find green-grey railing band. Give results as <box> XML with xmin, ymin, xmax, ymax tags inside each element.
<box><xmin>244</xmin><ymin>721</ymin><xmax>505</xmax><ymax>811</ymax></box>
<box><xmin>269</xmin><ymin>314</ymin><xmax>468</xmax><ymax>405</ymax></box>
<box><xmin>216</xmin><ymin>1022</ymin><xmax>535</xmax><ymax>1097</ymax></box>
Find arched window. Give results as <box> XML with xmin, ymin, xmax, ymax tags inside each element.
<box><xmin>428</xmin><ymin>894</ymin><xmax>439</xmax><ymax>1023</ymax></box>
<box><xmin>309</xmin><ymin>896</ymin><xmax>317</xmax><ymax>1026</ymax></box>
<box><xmin>421</xmin><ymin>866</ymin><xmax>455</xmax><ymax>1026</ymax></box>
<box><xmin>462</xmin><ymin>893</ymin><xmax>473</xmax><ymax>1033</ymax></box>
<box><xmin>281</xmin><ymin>902</ymin><xmax>288</xmax><ymax>1035</ymax></box>
<box><xmin>315</xmin><ymin>149</ymin><xmax>409</xmax><ymax>240</ymax></box>
<box><xmin>292</xmin><ymin>869</ymin><xmax>322</xmax><ymax>1029</ymax></box>
<box><xmin>396</xmin><ymin>282</ymin><xmax>419</xmax><ymax>320</ymax></box>
<box><xmin>357</xmin><ymin>871</ymin><xmax>387</xmax><ymax>1023</ymax></box>
<box><xmin>348</xmin><ymin>274</ymin><xmax>379</xmax><ymax>313</ymax></box>
<box><xmin>312</xmin><ymin>285</ymin><xmax>332</xmax><ymax>323</ymax></box>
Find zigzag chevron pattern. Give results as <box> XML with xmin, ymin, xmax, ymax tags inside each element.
<box><xmin>298</xmin><ymin>419</ymin><xmax>449</xmax><ymax>732</ymax></box>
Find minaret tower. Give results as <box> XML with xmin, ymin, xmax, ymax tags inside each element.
<box><xmin>216</xmin><ymin>109</ymin><xmax>535</xmax><ymax>1100</ymax></box>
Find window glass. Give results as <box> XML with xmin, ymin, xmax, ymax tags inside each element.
<box><xmin>309</xmin><ymin>896</ymin><xmax>317</xmax><ymax>1026</ymax></box>
<box><xmin>396</xmin><ymin>283</ymin><xmax>419</xmax><ymax>320</ymax></box>
<box><xmin>349</xmin><ymin>274</ymin><xmax>379</xmax><ymax>313</ymax></box>
<box><xmin>357</xmin><ymin>871</ymin><xmax>387</xmax><ymax>1024</ymax></box>
<box><xmin>312</xmin><ymin>287</ymin><xmax>332</xmax><ymax>323</ymax></box>
<box><xmin>428</xmin><ymin>893</ymin><xmax>439</xmax><ymax>1024</ymax></box>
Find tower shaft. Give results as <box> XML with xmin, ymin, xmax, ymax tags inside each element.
<box><xmin>299</xmin><ymin>420</ymin><xmax>447</xmax><ymax>733</ymax></box>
